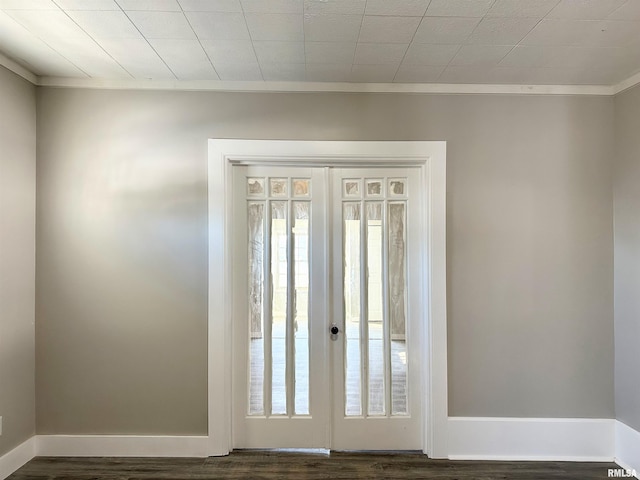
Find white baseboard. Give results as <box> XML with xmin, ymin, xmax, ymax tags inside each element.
<box><xmin>0</xmin><ymin>420</ymin><xmax>630</xmax><ymax>479</ymax></box>
<box><xmin>0</xmin><ymin>437</ymin><xmax>36</xmax><ymax>480</ymax></box>
<box><xmin>448</xmin><ymin>417</ymin><xmax>615</xmax><ymax>461</ymax></box>
<box><xmin>36</xmin><ymin>435</ymin><xmax>210</xmax><ymax>457</ymax></box>
<box><xmin>615</xmin><ymin>421</ymin><xmax>640</xmax><ymax>479</ymax></box>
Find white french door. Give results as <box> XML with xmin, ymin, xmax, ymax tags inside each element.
<box><xmin>330</xmin><ymin>169</ymin><xmax>423</xmax><ymax>450</ymax></box>
<box><xmin>232</xmin><ymin>166</ymin><xmax>329</xmax><ymax>448</ymax></box>
<box><xmin>232</xmin><ymin>165</ymin><xmax>423</xmax><ymax>450</ymax></box>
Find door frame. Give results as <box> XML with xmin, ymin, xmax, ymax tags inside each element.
<box><xmin>208</xmin><ymin>140</ymin><xmax>448</xmax><ymax>458</ymax></box>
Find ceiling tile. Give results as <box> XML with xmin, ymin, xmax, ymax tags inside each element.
<box><xmin>403</xmin><ymin>43</ymin><xmax>460</xmax><ymax>65</ymax></box>
<box><xmin>608</xmin><ymin>1</ymin><xmax>640</xmax><ymax>20</ymax></box>
<box><xmin>365</xmin><ymin>0</ymin><xmax>430</xmax><ymax>16</ymax></box>
<box><xmin>305</xmin><ymin>41</ymin><xmax>356</xmax><ymax>63</ymax></box>
<box><xmin>178</xmin><ymin>0</ymin><xmax>242</xmax><ymax>12</ymax></box>
<box><xmin>214</xmin><ymin>62</ymin><xmax>262</xmax><ymax>80</ymax></box>
<box><xmin>551</xmin><ymin>48</ymin><xmax>605</xmax><ymax>69</ymax></box>
<box><xmin>519</xmin><ymin>18</ymin><xmax>600</xmax><ymax>45</ymax></box>
<box><xmin>305</xmin><ymin>62</ymin><xmax>351</xmax><ymax>81</ymax></box>
<box><xmin>126</xmin><ymin>11</ymin><xmax>195</xmax><ymax>39</ymax></box>
<box><xmin>0</xmin><ymin>11</ymin><xmax>88</xmax><ymax>76</ymax></box>
<box><xmin>240</xmin><ymin>0</ymin><xmax>302</xmax><ymax>14</ymax></box>
<box><xmin>253</xmin><ymin>40</ymin><xmax>304</xmax><ymax>63</ymax></box>
<box><xmin>0</xmin><ymin>0</ymin><xmax>637</xmax><ymax>86</ymax></box>
<box><xmin>439</xmin><ymin>65</ymin><xmax>493</xmax><ymax>83</ymax></box>
<box><xmin>547</xmin><ymin>0</ymin><xmax>626</xmax><ymax>20</ymax></box>
<box><xmin>521</xmin><ymin>18</ymin><xmax>640</xmax><ymax>47</ymax></box>
<box><xmin>55</xmin><ymin>0</ymin><xmax>120</xmax><ymax>9</ymax></box>
<box><xmin>358</xmin><ymin>16</ymin><xmax>420</xmax><ymax>43</ymax></box>
<box><xmin>530</xmin><ymin>66</ymin><xmax>620</xmax><ymax>84</ymax></box>
<box><xmin>98</xmin><ymin>37</ymin><xmax>175</xmax><ymax>78</ymax></box>
<box><xmin>303</xmin><ymin>13</ymin><xmax>362</xmax><ymax>42</ymax></box>
<box><xmin>350</xmin><ymin>63</ymin><xmax>398</xmax><ymax>82</ymax></box>
<box><xmin>46</xmin><ymin>35</ymin><xmax>132</xmax><ymax>77</ymax></box>
<box><xmin>0</xmin><ymin>0</ymin><xmax>58</xmax><ymax>9</ymax></box>
<box><xmin>580</xmin><ymin>68</ymin><xmax>623</xmax><ymax>85</ymax></box>
<box><xmin>6</xmin><ymin>10</ymin><xmax>88</xmax><ymax>38</ymax></box>
<box><xmin>116</xmin><ymin>0</ymin><xmax>181</xmax><ymax>11</ymax></box>
<box><xmin>245</xmin><ymin>13</ymin><xmax>303</xmax><ymax>41</ymax></box>
<box><xmin>486</xmin><ymin>0</ymin><xmax>560</xmax><ymax>17</ymax></box>
<box><xmin>485</xmin><ymin>66</ymin><xmax>539</xmax><ymax>83</ymax></box>
<box><xmin>413</xmin><ymin>16</ymin><xmax>480</xmax><ymax>44</ymax></box>
<box><xmin>622</xmin><ymin>41</ymin><xmax>640</xmax><ymax>64</ymax></box>
<box><xmin>544</xmin><ymin>46</ymin><xmax>637</xmax><ymax>70</ymax></box>
<box><xmin>201</xmin><ymin>39</ymin><xmax>256</xmax><ymax>63</ymax></box>
<box><xmin>466</xmin><ymin>17</ymin><xmax>540</xmax><ymax>45</ymax></box>
<box><xmin>592</xmin><ymin>20</ymin><xmax>640</xmax><ymax>47</ymax></box>
<box><xmin>578</xmin><ymin>69</ymin><xmax>624</xmax><ymax>85</ymax></box>
<box><xmin>260</xmin><ymin>62</ymin><xmax>305</xmax><ymax>80</ymax></box>
<box><xmin>185</xmin><ymin>12</ymin><xmax>250</xmax><ymax>40</ymax></box>
<box><xmin>498</xmin><ymin>45</ymin><xmax>569</xmax><ymax>67</ymax></box>
<box><xmin>148</xmin><ymin>38</ymin><xmax>218</xmax><ymax>79</ymax></box>
<box><xmin>14</xmin><ymin>54</ymin><xmax>87</xmax><ymax>76</ymax></box>
<box><xmin>353</xmin><ymin>42</ymin><xmax>407</xmax><ymax>64</ymax></box>
<box><xmin>530</xmin><ymin>65</ymin><xmax>621</xmax><ymax>85</ymax></box>
<box><xmin>450</xmin><ymin>44</ymin><xmax>513</xmax><ymax>66</ymax></box>
<box><xmin>303</xmin><ymin>0</ymin><xmax>365</xmax><ymax>15</ymax></box>
<box><xmin>67</xmin><ymin>10</ymin><xmax>141</xmax><ymax>39</ymax></box>
<box><xmin>425</xmin><ymin>0</ymin><xmax>495</xmax><ymax>17</ymax></box>
<box><xmin>394</xmin><ymin>64</ymin><xmax>444</xmax><ymax>82</ymax></box>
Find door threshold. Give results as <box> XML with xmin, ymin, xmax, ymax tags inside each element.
<box><xmin>331</xmin><ymin>450</ymin><xmax>423</xmax><ymax>455</ymax></box>
<box><xmin>234</xmin><ymin>448</ymin><xmax>330</xmax><ymax>456</ymax></box>
<box><xmin>233</xmin><ymin>449</ymin><xmax>423</xmax><ymax>456</ymax></box>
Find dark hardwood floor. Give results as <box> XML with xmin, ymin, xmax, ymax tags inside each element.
<box><xmin>9</xmin><ymin>451</ymin><xmax>620</xmax><ymax>480</ymax></box>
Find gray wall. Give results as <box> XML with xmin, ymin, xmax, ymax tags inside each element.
<box><xmin>0</xmin><ymin>66</ymin><xmax>36</xmax><ymax>455</ymax></box>
<box><xmin>35</xmin><ymin>88</ymin><xmax>615</xmax><ymax>435</ymax></box>
<box><xmin>614</xmin><ymin>84</ymin><xmax>640</xmax><ymax>432</ymax></box>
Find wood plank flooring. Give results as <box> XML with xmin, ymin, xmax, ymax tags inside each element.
<box><xmin>9</xmin><ymin>451</ymin><xmax>621</xmax><ymax>479</ymax></box>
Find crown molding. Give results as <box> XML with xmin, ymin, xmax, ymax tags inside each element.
<box><xmin>613</xmin><ymin>70</ymin><xmax>640</xmax><ymax>95</ymax></box>
<box><xmin>4</xmin><ymin>58</ymin><xmax>640</xmax><ymax>97</ymax></box>
<box><xmin>36</xmin><ymin>76</ymin><xmax>615</xmax><ymax>95</ymax></box>
<box><xmin>0</xmin><ymin>52</ymin><xmax>37</xmax><ymax>84</ymax></box>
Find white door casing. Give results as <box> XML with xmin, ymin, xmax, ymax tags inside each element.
<box><xmin>208</xmin><ymin>140</ymin><xmax>448</xmax><ymax>457</ymax></box>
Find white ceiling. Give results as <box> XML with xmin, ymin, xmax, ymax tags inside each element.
<box><xmin>1</xmin><ymin>0</ymin><xmax>640</xmax><ymax>86</ymax></box>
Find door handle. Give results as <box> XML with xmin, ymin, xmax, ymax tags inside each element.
<box><xmin>330</xmin><ymin>324</ymin><xmax>339</xmax><ymax>336</ymax></box>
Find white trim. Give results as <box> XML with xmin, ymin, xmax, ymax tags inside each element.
<box><xmin>6</xmin><ymin>66</ymin><xmax>640</xmax><ymax>96</ymax></box>
<box><xmin>208</xmin><ymin>139</ymin><xmax>233</xmax><ymax>456</ymax></box>
<box><xmin>5</xmin><ymin>62</ymin><xmax>640</xmax><ymax>95</ymax></box>
<box><xmin>36</xmin><ymin>435</ymin><xmax>209</xmax><ymax>457</ymax></box>
<box><xmin>208</xmin><ymin>140</ymin><xmax>448</xmax><ymax>457</ymax></box>
<box><xmin>37</xmin><ymin>76</ymin><xmax>614</xmax><ymax>96</ymax></box>
<box><xmin>0</xmin><ymin>419</ymin><xmax>633</xmax><ymax>479</ymax></box>
<box><xmin>424</xmin><ymin>143</ymin><xmax>448</xmax><ymax>459</ymax></box>
<box><xmin>0</xmin><ymin>437</ymin><xmax>36</xmax><ymax>480</ymax></box>
<box><xmin>0</xmin><ymin>53</ymin><xmax>37</xmax><ymax>84</ymax></box>
<box><xmin>448</xmin><ymin>417</ymin><xmax>615</xmax><ymax>461</ymax></box>
<box><xmin>613</xmin><ymin>71</ymin><xmax>640</xmax><ymax>96</ymax></box>
<box><xmin>615</xmin><ymin>421</ymin><xmax>640</xmax><ymax>479</ymax></box>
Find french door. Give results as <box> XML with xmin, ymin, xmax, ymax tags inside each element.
<box><xmin>232</xmin><ymin>165</ymin><xmax>423</xmax><ymax>450</ymax></box>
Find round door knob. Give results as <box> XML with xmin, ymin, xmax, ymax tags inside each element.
<box><xmin>330</xmin><ymin>325</ymin><xmax>339</xmax><ymax>335</ymax></box>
